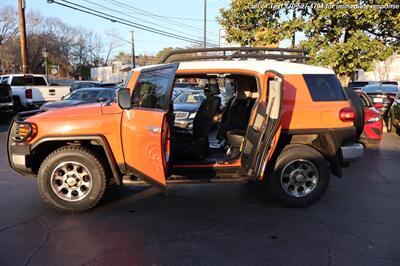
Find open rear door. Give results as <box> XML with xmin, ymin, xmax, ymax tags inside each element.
<box><xmin>121</xmin><ymin>63</ymin><xmax>178</xmax><ymax>191</ymax></box>
<box><xmin>241</xmin><ymin>71</ymin><xmax>284</xmax><ymax>179</ymax></box>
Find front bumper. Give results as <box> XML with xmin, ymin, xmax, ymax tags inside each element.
<box><xmin>174</xmin><ymin>118</ymin><xmax>193</xmax><ymax>129</ymax></box>
<box><xmin>7</xmin><ymin>117</ymin><xmax>34</xmax><ymax>176</ymax></box>
<box><xmin>341</xmin><ymin>143</ymin><xmax>364</xmax><ymax>163</ymax></box>
<box><xmin>0</xmin><ymin>102</ymin><xmax>13</xmax><ymax>111</ymax></box>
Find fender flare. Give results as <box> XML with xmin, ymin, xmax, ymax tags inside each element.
<box><xmin>31</xmin><ymin>135</ymin><xmax>122</xmax><ymax>185</ymax></box>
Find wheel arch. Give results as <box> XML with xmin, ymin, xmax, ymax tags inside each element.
<box><xmin>30</xmin><ymin>136</ymin><xmax>122</xmax><ymax>185</ymax></box>
<box><xmin>277</xmin><ymin>131</ymin><xmax>342</xmax><ymax>177</ymax></box>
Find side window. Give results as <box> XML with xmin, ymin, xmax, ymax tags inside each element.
<box><xmin>33</xmin><ymin>76</ymin><xmax>47</xmax><ymax>85</ymax></box>
<box><xmin>131</xmin><ymin>67</ymin><xmax>175</xmax><ymax>110</ymax></box>
<box><xmin>71</xmin><ymin>83</ymin><xmax>79</xmax><ymax>90</ymax></box>
<box><xmin>303</xmin><ymin>74</ymin><xmax>347</xmax><ymax>102</ymax></box>
<box><xmin>1</xmin><ymin>76</ymin><xmax>9</xmax><ymax>84</ymax></box>
<box><xmin>100</xmin><ymin>90</ymin><xmax>114</xmax><ymax>100</ymax></box>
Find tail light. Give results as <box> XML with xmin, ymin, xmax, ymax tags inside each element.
<box><xmin>374</xmin><ymin>102</ymin><xmax>383</xmax><ymax>109</ymax></box>
<box><xmin>25</xmin><ymin>88</ymin><xmax>32</xmax><ymax>99</ymax></box>
<box><xmin>339</xmin><ymin>107</ymin><xmax>356</xmax><ymax>122</ymax></box>
<box><xmin>14</xmin><ymin>122</ymin><xmax>37</xmax><ymax>142</ymax></box>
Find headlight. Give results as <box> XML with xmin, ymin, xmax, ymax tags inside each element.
<box><xmin>174</xmin><ymin>111</ymin><xmax>189</xmax><ymax>119</ymax></box>
<box><xmin>188</xmin><ymin>112</ymin><xmax>197</xmax><ymax>119</ymax></box>
<box><xmin>367</xmin><ymin>116</ymin><xmax>381</xmax><ymax>123</ymax></box>
<box><xmin>14</xmin><ymin>122</ymin><xmax>37</xmax><ymax>142</ymax></box>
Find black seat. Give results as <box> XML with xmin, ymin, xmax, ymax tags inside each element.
<box><xmin>220</xmin><ymin>91</ymin><xmax>256</xmax><ymax>138</ymax></box>
<box><xmin>226</xmin><ymin>130</ymin><xmax>245</xmax><ymax>147</ymax></box>
<box><xmin>173</xmin><ymin>81</ymin><xmax>221</xmax><ymax>159</ymax></box>
<box><xmin>226</xmin><ymin>130</ymin><xmax>245</xmax><ymax>158</ymax></box>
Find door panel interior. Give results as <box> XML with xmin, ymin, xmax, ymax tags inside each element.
<box><xmin>241</xmin><ymin>71</ymin><xmax>284</xmax><ymax>178</ymax></box>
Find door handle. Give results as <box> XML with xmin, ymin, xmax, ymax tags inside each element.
<box><xmin>146</xmin><ymin>126</ymin><xmax>162</xmax><ymax>133</ymax></box>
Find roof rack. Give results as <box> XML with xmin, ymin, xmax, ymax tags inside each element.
<box><xmin>159</xmin><ymin>47</ymin><xmax>308</xmax><ymax>64</ymax></box>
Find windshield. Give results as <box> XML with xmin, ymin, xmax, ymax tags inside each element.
<box><xmin>64</xmin><ymin>90</ymin><xmax>101</xmax><ymax>101</ymax></box>
<box><xmin>174</xmin><ymin>91</ymin><xmax>206</xmax><ymax>104</ymax></box>
<box><xmin>363</xmin><ymin>85</ymin><xmax>398</xmax><ymax>94</ymax></box>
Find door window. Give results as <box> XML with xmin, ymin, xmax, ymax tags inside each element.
<box><xmin>99</xmin><ymin>90</ymin><xmax>115</xmax><ymax>100</ymax></box>
<box><xmin>131</xmin><ymin>67</ymin><xmax>175</xmax><ymax>110</ymax></box>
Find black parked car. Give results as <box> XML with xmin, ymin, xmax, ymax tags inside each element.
<box><xmin>173</xmin><ymin>90</ymin><xmax>206</xmax><ymax>129</ymax></box>
<box><xmin>70</xmin><ymin>81</ymin><xmax>119</xmax><ymax>91</ymax></box>
<box><xmin>362</xmin><ymin>84</ymin><xmax>399</xmax><ymax>118</ymax></box>
<box><xmin>40</xmin><ymin>87</ymin><xmax>116</xmax><ymax>110</ymax></box>
<box><xmin>348</xmin><ymin>80</ymin><xmax>378</xmax><ymax>90</ymax></box>
<box><xmin>387</xmin><ymin>91</ymin><xmax>400</xmax><ymax>133</ymax></box>
<box><xmin>0</xmin><ymin>83</ymin><xmax>13</xmax><ymax>113</ymax></box>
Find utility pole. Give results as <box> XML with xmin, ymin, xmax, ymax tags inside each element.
<box><xmin>203</xmin><ymin>0</ymin><xmax>207</xmax><ymax>48</ymax></box>
<box><xmin>18</xmin><ymin>0</ymin><xmax>29</xmax><ymax>74</ymax></box>
<box><xmin>131</xmin><ymin>30</ymin><xmax>136</xmax><ymax>68</ymax></box>
<box><xmin>291</xmin><ymin>9</ymin><xmax>296</xmax><ymax>48</ymax></box>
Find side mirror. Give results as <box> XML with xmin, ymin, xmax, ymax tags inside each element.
<box><xmin>117</xmin><ymin>88</ymin><xmax>131</xmax><ymax>109</ymax></box>
<box><xmin>97</xmin><ymin>97</ymin><xmax>106</xmax><ymax>102</ymax></box>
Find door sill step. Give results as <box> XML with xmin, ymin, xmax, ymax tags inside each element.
<box><xmin>122</xmin><ymin>175</ymin><xmax>250</xmax><ymax>186</ymax></box>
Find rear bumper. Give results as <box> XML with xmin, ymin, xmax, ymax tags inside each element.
<box><xmin>341</xmin><ymin>143</ymin><xmax>364</xmax><ymax>163</ymax></box>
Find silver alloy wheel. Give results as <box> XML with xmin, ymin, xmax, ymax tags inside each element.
<box><xmin>280</xmin><ymin>159</ymin><xmax>319</xmax><ymax>198</ymax></box>
<box><xmin>50</xmin><ymin>161</ymin><xmax>93</xmax><ymax>202</ymax></box>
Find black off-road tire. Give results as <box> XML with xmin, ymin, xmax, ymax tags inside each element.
<box><xmin>37</xmin><ymin>146</ymin><xmax>107</xmax><ymax>213</ymax></box>
<box><xmin>345</xmin><ymin>88</ymin><xmax>365</xmax><ymax>139</ymax></box>
<box><xmin>265</xmin><ymin>145</ymin><xmax>330</xmax><ymax>207</ymax></box>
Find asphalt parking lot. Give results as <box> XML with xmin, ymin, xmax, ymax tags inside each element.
<box><xmin>0</xmin><ymin>118</ymin><xmax>399</xmax><ymax>266</ymax></box>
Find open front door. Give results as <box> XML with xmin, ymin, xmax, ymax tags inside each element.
<box><xmin>241</xmin><ymin>71</ymin><xmax>284</xmax><ymax>178</ymax></box>
<box><xmin>121</xmin><ymin>63</ymin><xmax>179</xmax><ymax>190</ymax></box>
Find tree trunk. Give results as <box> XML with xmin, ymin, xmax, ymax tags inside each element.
<box><xmin>338</xmin><ymin>74</ymin><xmax>350</xmax><ymax>88</ymax></box>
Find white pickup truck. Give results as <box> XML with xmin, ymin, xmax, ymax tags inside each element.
<box><xmin>0</xmin><ymin>74</ymin><xmax>70</xmax><ymax>111</ymax></box>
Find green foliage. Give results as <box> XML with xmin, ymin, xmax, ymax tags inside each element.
<box><xmin>219</xmin><ymin>0</ymin><xmax>400</xmax><ymax>76</ymax></box>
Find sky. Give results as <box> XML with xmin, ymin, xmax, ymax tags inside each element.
<box><xmin>2</xmin><ymin>0</ymin><xmax>232</xmax><ymax>56</ymax></box>
<box><xmin>2</xmin><ymin>0</ymin><xmax>297</xmax><ymax>59</ymax></box>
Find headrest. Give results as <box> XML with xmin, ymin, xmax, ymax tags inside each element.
<box><xmin>205</xmin><ymin>78</ymin><xmax>220</xmax><ymax>95</ymax></box>
<box><xmin>236</xmin><ymin>77</ymin><xmax>258</xmax><ymax>93</ymax></box>
<box><xmin>237</xmin><ymin>90</ymin><xmax>247</xmax><ymax>99</ymax></box>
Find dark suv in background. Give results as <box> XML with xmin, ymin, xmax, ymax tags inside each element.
<box><xmin>387</xmin><ymin>91</ymin><xmax>400</xmax><ymax>133</ymax></box>
<box><xmin>362</xmin><ymin>84</ymin><xmax>399</xmax><ymax>119</ymax></box>
<box><xmin>0</xmin><ymin>83</ymin><xmax>13</xmax><ymax>116</ymax></box>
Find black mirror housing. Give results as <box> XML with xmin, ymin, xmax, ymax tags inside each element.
<box><xmin>117</xmin><ymin>88</ymin><xmax>131</xmax><ymax>109</ymax></box>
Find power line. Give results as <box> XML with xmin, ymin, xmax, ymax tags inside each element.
<box><xmin>82</xmin><ymin>0</ymin><xmax>217</xmax><ymax>41</ymax></box>
<box><xmin>47</xmin><ymin>0</ymin><xmax>219</xmax><ymax>47</ymax></box>
<box><xmin>105</xmin><ymin>0</ymin><xmax>219</xmax><ymax>37</ymax></box>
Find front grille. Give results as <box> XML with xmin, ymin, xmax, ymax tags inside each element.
<box><xmin>0</xmin><ymin>96</ymin><xmax>12</xmax><ymax>103</ymax></box>
<box><xmin>174</xmin><ymin>111</ymin><xmax>189</xmax><ymax>119</ymax></box>
<box><xmin>0</xmin><ymin>84</ymin><xmax>11</xmax><ymax>98</ymax></box>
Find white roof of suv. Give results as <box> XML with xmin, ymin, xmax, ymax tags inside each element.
<box><xmin>177</xmin><ymin>60</ymin><xmax>334</xmax><ymax>75</ymax></box>
<box><xmin>135</xmin><ymin>60</ymin><xmax>334</xmax><ymax>75</ymax></box>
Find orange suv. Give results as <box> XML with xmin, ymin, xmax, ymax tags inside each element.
<box><xmin>7</xmin><ymin>48</ymin><xmax>364</xmax><ymax>213</ymax></box>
